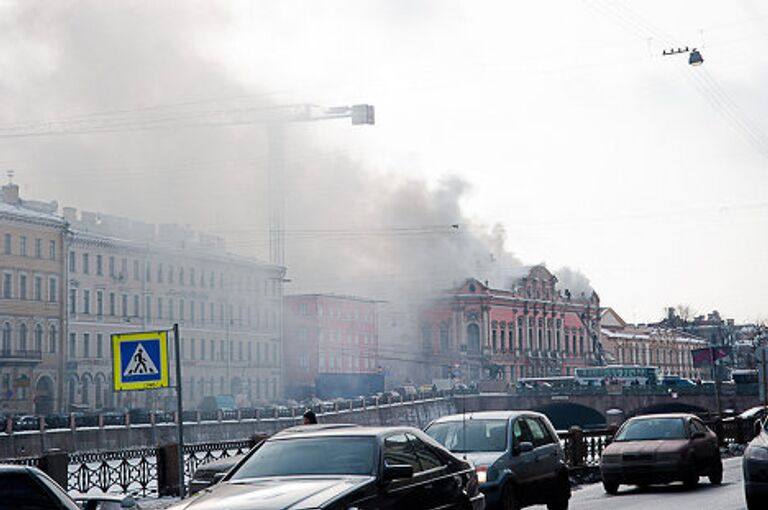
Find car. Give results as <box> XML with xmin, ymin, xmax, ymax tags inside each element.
<box><xmin>188</xmin><ymin>425</ymin><xmax>360</xmax><ymax>494</ymax></box>
<box><xmin>170</xmin><ymin>425</ymin><xmax>484</xmax><ymax>510</ymax></box>
<box><xmin>0</xmin><ymin>464</ymin><xmax>81</xmax><ymax>509</ymax></box>
<box><xmin>743</xmin><ymin>417</ymin><xmax>768</xmax><ymax>510</ymax></box>
<box><xmin>660</xmin><ymin>376</ymin><xmax>697</xmax><ymax>388</ymax></box>
<box><xmin>424</xmin><ymin>411</ymin><xmax>570</xmax><ymax>510</ymax></box>
<box><xmin>73</xmin><ymin>492</ymin><xmax>141</xmax><ymax>509</ymax></box>
<box><xmin>599</xmin><ymin>413</ymin><xmax>722</xmax><ymax>494</ymax></box>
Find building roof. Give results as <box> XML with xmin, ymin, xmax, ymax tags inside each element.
<box><xmin>0</xmin><ymin>201</ymin><xmax>65</xmax><ymax>228</ymax></box>
<box><xmin>286</xmin><ymin>293</ymin><xmax>380</xmax><ymax>304</ymax></box>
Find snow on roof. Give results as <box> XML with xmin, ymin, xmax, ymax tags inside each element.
<box><xmin>0</xmin><ymin>201</ymin><xmax>64</xmax><ymax>225</ymax></box>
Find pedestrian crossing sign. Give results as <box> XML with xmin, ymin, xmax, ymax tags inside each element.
<box><xmin>112</xmin><ymin>331</ymin><xmax>170</xmax><ymax>391</ymax></box>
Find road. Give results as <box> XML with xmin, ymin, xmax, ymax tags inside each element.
<box><xmin>532</xmin><ymin>457</ymin><xmax>747</xmax><ymax>510</ymax></box>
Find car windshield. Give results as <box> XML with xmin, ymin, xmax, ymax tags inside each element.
<box><xmin>425</xmin><ymin>419</ymin><xmax>507</xmax><ymax>453</ymax></box>
<box><xmin>230</xmin><ymin>436</ymin><xmax>376</xmax><ymax>479</ymax></box>
<box><xmin>614</xmin><ymin>418</ymin><xmax>687</xmax><ymax>441</ymax></box>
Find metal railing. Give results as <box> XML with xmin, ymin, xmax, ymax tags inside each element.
<box><xmin>68</xmin><ymin>447</ymin><xmax>159</xmax><ymax>497</ymax></box>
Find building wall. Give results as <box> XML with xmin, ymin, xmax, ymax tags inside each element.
<box><xmin>284</xmin><ymin>294</ymin><xmax>379</xmax><ymax>398</ymax></box>
<box><xmin>420</xmin><ymin>266</ymin><xmax>601</xmax><ymax>386</ymax></box>
<box><xmin>0</xmin><ymin>194</ymin><xmax>66</xmax><ymax>415</ymax></box>
<box><xmin>65</xmin><ymin>224</ymin><xmax>285</xmax><ymax>411</ymax></box>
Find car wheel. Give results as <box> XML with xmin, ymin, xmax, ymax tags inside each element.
<box><xmin>708</xmin><ymin>458</ymin><xmax>723</xmax><ymax>485</ymax></box>
<box><xmin>683</xmin><ymin>466</ymin><xmax>699</xmax><ymax>489</ymax></box>
<box><xmin>546</xmin><ymin>472</ymin><xmax>571</xmax><ymax>510</ymax></box>
<box><xmin>602</xmin><ymin>479</ymin><xmax>620</xmax><ymax>495</ymax></box>
<box><xmin>501</xmin><ymin>482</ymin><xmax>521</xmax><ymax>510</ymax></box>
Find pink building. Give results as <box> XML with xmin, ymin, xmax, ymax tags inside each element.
<box><xmin>284</xmin><ymin>294</ymin><xmax>379</xmax><ymax>398</ymax></box>
<box><xmin>419</xmin><ymin>266</ymin><xmax>602</xmax><ymax>385</ymax></box>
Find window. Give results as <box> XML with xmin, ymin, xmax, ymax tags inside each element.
<box><xmin>83</xmin><ymin>333</ymin><xmax>90</xmax><ymax>357</ymax></box>
<box><xmin>49</xmin><ymin>240</ymin><xmax>56</xmax><ymax>260</ymax></box>
<box><xmin>2</xmin><ymin>323</ymin><xmax>10</xmax><ymax>352</ymax></box>
<box><xmin>96</xmin><ymin>254</ymin><xmax>103</xmax><ymax>275</ymax></box>
<box><xmin>528</xmin><ymin>418</ymin><xmax>555</xmax><ymax>447</ymax></box>
<box><xmin>133</xmin><ymin>260</ymin><xmax>140</xmax><ymax>280</ymax></box>
<box><xmin>19</xmin><ymin>236</ymin><xmax>27</xmax><ymax>256</ymax></box>
<box><xmin>68</xmin><ymin>289</ymin><xmax>76</xmax><ymax>316</ymax></box>
<box><xmin>109</xmin><ymin>292</ymin><xmax>116</xmax><ymax>315</ymax></box>
<box><xmin>157</xmin><ymin>263</ymin><xmax>163</xmax><ymax>283</ymax></box>
<box><xmin>96</xmin><ymin>290</ymin><xmax>103</xmax><ymax>316</ymax></box>
<box><xmin>69</xmin><ymin>333</ymin><xmax>76</xmax><ymax>358</ymax></box>
<box><xmin>83</xmin><ymin>289</ymin><xmax>90</xmax><ymax>314</ymax></box>
<box><xmin>121</xmin><ymin>294</ymin><xmax>128</xmax><ymax>317</ymax></box>
<box><xmin>34</xmin><ymin>324</ymin><xmax>43</xmax><ymax>352</ymax></box>
<box><xmin>409</xmin><ymin>434</ymin><xmax>444</xmax><ymax>471</ymax></box>
<box><xmin>3</xmin><ymin>272</ymin><xmax>12</xmax><ymax>299</ymax></box>
<box><xmin>157</xmin><ymin>297</ymin><xmax>163</xmax><ymax>319</ymax></box>
<box><xmin>48</xmin><ymin>277</ymin><xmax>57</xmax><ymax>302</ymax></box>
<box><xmin>3</xmin><ymin>233</ymin><xmax>10</xmax><ymax>255</ymax></box>
<box><xmin>120</xmin><ymin>257</ymin><xmax>127</xmax><ymax>278</ymax></box>
<box><xmin>0</xmin><ymin>472</ymin><xmax>59</xmax><ymax>508</ymax></box>
<box><xmin>34</xmin><ymin>276</ymin><xmax>42</xmax><ymax>301</ymax></box>
<box><xmin>82</xmin><ymin>253</ymin><xmax>89</xmax><ymax>274</ymax></box>
<box><xmin>169</xmin><ymin>265</ymin><xmax>174</xmax><ymax>283</ymax></box>
<box><xmin>133</xmin><ymin>294</ymin><xmax>139</xmax><ymax>317</ymax></box>
<box><xmin>69</xmin><ymin>250</ymin><xmax>76</xmax><ymax>272</ymax></box>
<box><xmin>109</xmin><ymin>256</ymin><xmax>115</xmax><ymax>277</ymax></box>
<box><xmin>48</xmin><ymin>325</ymin><xmax>56</xmax><ymax>353</ymax></box>
<box><xmin>19</xmin><ymin>273</ymin><xmax>27</xmax><ymax>300</ymax></box>
<box><xmin>190</xmin><ymin>338</ymin><xmax>196</xmax><ymax>360</ymax></box>
<box><xmin>35</xmin><ymin>238</ymin><xmax>42</xmax><ymax>258</ymax></box>
<box><xmin>146</xmin><ymin>295</ymin><xmax>151</xmax><ymax>321</ymax></box>
<box><xmin>19</xmin><ymin>323</ymin><xmax>27</xmax><ymax>351</ymax></box>
<box><xmin>179</xmin><ymin>267</ymin><xmax>184</xmax><ymax>285</ymax></box>
<box><xmin>96</xmin><ymin>333</ymin><xmax>103</xmax><ymax>357</ymax></box>
<box><xmin>383</xmin><ymin>434</ymin><xmax>421</xmax><ymax>472</ymax></box>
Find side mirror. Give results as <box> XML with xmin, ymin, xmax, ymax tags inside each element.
<box><xmin>691</xmin><ymin>431</ymin><xmax>706</xmax><ymax>440</ymax></box>
<box><xmin>515</xmin><ymin>441</ymin><xmax>534</xmax><ymax>454</ymax></box>
<box><xmin>382</xmin><ymin>463</ymin><xmax>414</xmax><ymax>481</ymax></box>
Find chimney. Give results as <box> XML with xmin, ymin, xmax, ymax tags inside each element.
<box><xmin>1</xmin><ymin>183</ymin><xmax>20</xmax><ymax>206</ymax></box>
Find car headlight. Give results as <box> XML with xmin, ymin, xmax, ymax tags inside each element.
<box><xmin>475</xmin><ymin>465</ymin><xmax>488</xmax><ymax>484</ymax></box>
<box><xmin>747</xmin><ymin>446</ymin><xmax>768</xmax><ymax>461</ymax></box>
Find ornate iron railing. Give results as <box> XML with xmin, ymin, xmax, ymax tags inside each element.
<box><xmin>183</xmin><ymin>439</ymin><xmax>254</xmax><ymax>480</ymax></box>
<box><xmin>68</xmin><ymin>447</ymin><xmax>158</xmax><ymax>497</ymax></box>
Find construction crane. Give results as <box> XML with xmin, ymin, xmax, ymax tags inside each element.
<box><xmin>0</xmin><ymin>101</ymin><xmax>375</xmax><ymax>266</ymax></box>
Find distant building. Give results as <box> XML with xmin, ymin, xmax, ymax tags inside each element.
<box><xmin>1</xmin><ymin>180</ymin><xmax>285</xmax><ymax>413</ymax></box>
<box><xmin>284</xmin><ymin>294</ymin><xmax>379</xmax><ymax>399</ymax></box>
<box><xmin>63</xmin><ymin>207</ymin><xmax>285</xmax><ymax>410</ymax></box>
<box><xmin>600</xmin><ymin>307</ymin><xmax>707</xmax><ymax>379</ymax></box>
<box><xmin>419</xmin><ymin>265</ymin><xmax>602</xmax><ymax>386</ymax></box>
<box><xmin>0</xmin><ymin>181</ymin><xmax>66</xmax><ymax>415</ymax></box>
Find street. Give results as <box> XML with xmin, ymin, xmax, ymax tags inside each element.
<box><xmin>533</xmin><ymin>457</ymin><xmax>747</xmax><ymax>510</ymax></box>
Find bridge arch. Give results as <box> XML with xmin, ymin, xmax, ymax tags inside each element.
<box><xmin>535</xmin><ymin>403</ymin><xmax>606</xmax><ymax>430</ymax></box>
<box><xmin>630</xmin><ymin>402</ymin><xmax>708</xmax><ymax>417</ymax></box>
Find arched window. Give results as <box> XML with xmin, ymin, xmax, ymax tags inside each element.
<box><xmin>19</xmin><ymin>323</ymin><xmax>28</xmax><ymax>352</ymax></box>
<box><xmin>467</xmin><ymin>324</ymin><xmax>480</xmax><ymax>353</ymax></box>
<box><xmin>34</xmin><ymin>324</ymin><xmax>43</xmax><ymax>352</ymax></box>
<box><xmin>2</xmin><ymin>323</ymin><xmax>11</xmax><ymax>352</ymax></box>
<box><xmin>49</xmin><ymin>325</ymin><xmax>57</xmax><ymax>353</ymax></box>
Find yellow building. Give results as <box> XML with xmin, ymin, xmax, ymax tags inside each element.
<box><xmin>0</xmin><ymin>182</ymin><xmax>66</xmax><ymax>415</ymax></box>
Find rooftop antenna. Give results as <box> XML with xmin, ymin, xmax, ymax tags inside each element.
<box><xmin>6</xmin><ymin>170</ymin><xmax>14</xmax><ymax>184</ymax></box>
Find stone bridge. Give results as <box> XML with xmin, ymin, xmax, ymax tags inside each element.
<box><xmin>459</xmin><ymin>391</ymin><xmax>761</xmax><ymax>430</ymax></box>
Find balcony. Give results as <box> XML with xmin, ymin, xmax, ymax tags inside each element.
<box><xmin>0</xmin><ymin>349</ymin><xmax>43</xmax><ymax>365</ymax></box>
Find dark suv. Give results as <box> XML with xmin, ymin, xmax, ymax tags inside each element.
<box><xmin>425</xmin><ymin>411</ymin><xmax>570</xmax><ymax>510</ymax></box>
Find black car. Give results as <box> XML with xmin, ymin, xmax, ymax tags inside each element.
<box><xmin>171</xmin><ymin>425</ymin><xmax>485</xmax><ymax>510</ymax></box>
<box><xmin>0</xmin><ymin>464</ymin><xmax>81</xmax><ymax>510</ymax></box>
<box><xmin>743</xmin><ymin>418</ymin><xmax>768</xmax><ymax>510</ymax></box>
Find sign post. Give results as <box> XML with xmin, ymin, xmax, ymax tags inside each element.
<box><xmin>173</xmin><ymin>323</ymin><xmax>185</xmax><ymax>498</ymax></box>
<box><xmin>112</xmin><ymin>327</ymin><xmax>185</xmax><ymax>497</ymax></box>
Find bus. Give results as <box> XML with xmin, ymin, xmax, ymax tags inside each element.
<box><xmin>574</xmin><ymin>365</ymin><xmax>659</xmax><ymax>386</ymax></box>
<box><xmin>516</xmin><ymin>376</ymin><xmax>577</xmax><ymax>391</ymax></box>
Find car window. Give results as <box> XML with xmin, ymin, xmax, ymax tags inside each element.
<box><xmin>512</xmin><ymin>418</ymin><xmax>534</xmax><ymax>445</ymax></box>
<box><xmin>407</xmin><ymin>434</ymin><xmax>445</xmax><ymax>471</ymax></box>
<box><xmin>383</xmin><ymin>434</ymin><xmax>422</xmax><ymax>472</ymax></box>
<box><xmin>524</xmin><ymin>418</ymin><xmax>549</xmax><ymax>447</ymax></box>
<box><xmin>425</xmin><ymin>419</ymin><xmax>507</xmax><ymax>452</ymax></box>
<box><xmin>0</xmin><ymin>472</ymin><xmax>58</xmax><ymax>510</ymax></box>
<box><xmin>615</xmin><ymin>418</ymin><xmax>687</xmax><ymax>441</ymax></box>
<box><xmin>690</xmin><ymin>420</ymin><xmax>707</xmax><ymax>435</ymax></box>
<box><xmin>534</xmin><ymin>418</ymin><xmax>556</xmax><ymax>445</ymax></box>
<box><xmin>230</xmin><ymin>436</ymin><xmax>376</xmax><ymax>478</ymax></box>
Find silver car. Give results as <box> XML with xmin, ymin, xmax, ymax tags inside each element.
<box><xmin>425</xmin><ymin>411</ymin><xmax>570</xmax><ymax>510</ymax></box>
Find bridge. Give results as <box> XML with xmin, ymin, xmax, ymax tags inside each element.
<box><xmin>459</xmin><ymin>387</ymin><xmax>761</xmax><ymax>429</ymax></box>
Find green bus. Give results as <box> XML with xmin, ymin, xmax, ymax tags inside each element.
<box><xmin>574</xmin><ymin>365</ymin><xmax>658</xmax><ymax>386</ymax></box>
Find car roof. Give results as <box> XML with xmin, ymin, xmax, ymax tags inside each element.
<box><xmin>0</xmin><ymin>464</ymin><xmax>34</xmax><ymax>474</ymax></box>
<box><xmin>627</xmin><ymin>413</ymin><xmax>698</xmax><ymax>420</ymax></box>
<box><xmin>428</xmin><ymin>410</ymin><xmax>541</xmax><ymax>423</ymax></box>
<box><xmin>269</xmin><ymin>425</ymin><xmax>424</xmax><ymax>440</ymax></box>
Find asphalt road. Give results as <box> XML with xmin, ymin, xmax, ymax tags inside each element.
<box><xmin>530</xmin><ymin>457</ymin><xmax>747</xmax><ymax>510</ymax></box>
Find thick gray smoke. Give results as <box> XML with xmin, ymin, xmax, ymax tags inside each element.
<box><xmin>0</xmin><ymin>2</ymin><xmax>588</xmax><ymax>386</ymax></box>
<box><xmin>554</xmin><ymin>267</ymin><xmax>594</xmax><ymax>297</ymax></box>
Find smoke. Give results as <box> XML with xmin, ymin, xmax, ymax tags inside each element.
<box><xmin>554</xmin><ymin>266</ymin><xmax>594</xmax><ymax>297</ymax></box>
<box><xmin>0</xmin><ymin>2</ymin><xmax>590</xmax><ymax>386</ymax></box>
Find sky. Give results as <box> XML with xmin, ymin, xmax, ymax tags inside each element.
<box><xmin>0</xmin><ymin>0</ymin><xmax>766</xmax><ymax>323</ymax></box>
